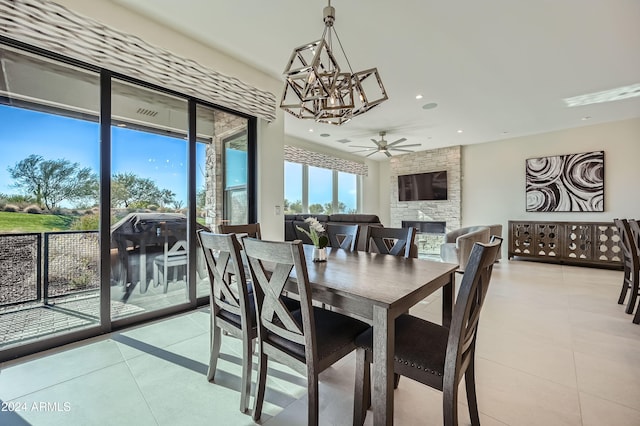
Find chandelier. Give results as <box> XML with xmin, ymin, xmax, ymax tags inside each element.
<box><xmin>279</xmin><ymin>1</ymin><xmax>388</xmax><ymax>125</ymax></box>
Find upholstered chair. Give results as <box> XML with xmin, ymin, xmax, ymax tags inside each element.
<box><xmin>440</xmin><ymin>226</ymin><xmax>491</xmax><ymax>271</ymax></box>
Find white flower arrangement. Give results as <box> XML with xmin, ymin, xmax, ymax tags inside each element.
<box><xmin>296</xmin><ymin>217</ymin><xmax>328</xmax><ymax>248</ymax></box>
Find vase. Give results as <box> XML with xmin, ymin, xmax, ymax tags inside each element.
<box><xmin>312</xmin><ymin>247</ymin><xmax>327</xmax><ymax>262</ymax></box>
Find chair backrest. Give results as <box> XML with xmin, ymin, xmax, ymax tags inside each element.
<box><xmin>614</xmin><ymin>219</ymin><xmax>638</xmax><ymax>265</ymax></box>
<box><xmin>489</xmin><ymin>235</ymin><xmax>504</xmax><ymax>262</ymax></box>
<box><xmin>197</xmin><ymin>231</ymin><xmax>252</xmax><ymax>322</ymax></box>
<box><xmin>365</xmin><ymin>226</ymin><xmax>417</xmax><ymax>258</ymax></box>
<box><xmin>242</xmin><ymin>238</ymin><xmax>317</xmax><ymax>365</ymax></box>
<box><xmin>627</xmin><ymin>219</ymin><xmax>640</xmax><ymax>255</ymax></box>
<box><xmin>159</xmin><ymin>221</ymin><xmax>188</xmax><ymax>259</ymax></box>
<box><xmin>326</xmin><ymin>223</ymin><xmax>359</xmax><ymax>252</ymax></box>
<box><xmin>218</xmin><ymin>223</ymin><xmax>262</xmax><ymax>239</ymax></box>
<box><xmin>445</xmin><ymin>239</ymin><xmax>502</xmax><ymax>387</ymax></box>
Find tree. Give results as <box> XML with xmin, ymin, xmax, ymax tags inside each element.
<box><xmin>308</xmin><ymin>203</ymin><xmax>324</xmax><ymax>214</ymax></box>
<box><xmin>284</xmin><ymin>199</ymin><xmax>302</xmax><ymax>214</ymax></box>
<box><xmin>8</xmin><ymin>155</ymin><xmax>98</xmax><ymax>210</ymax></box>
<box><xmin>111</xmin><ymin>172</ymin><xmax>166</xmax><ymax>208</ymax></box>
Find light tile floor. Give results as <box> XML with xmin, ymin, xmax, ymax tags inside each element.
<box><xmin>0</xmin><ymin>260</ymin><xmax>639</xmax><ymax>425</ymax></box>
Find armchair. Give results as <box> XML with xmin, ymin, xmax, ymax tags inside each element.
<box><xmin>440</xmin><ymin>226</ymin><xmax>491</xmax><ymax>271</ymax></box>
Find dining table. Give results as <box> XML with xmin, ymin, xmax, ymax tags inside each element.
<box><xmin>285</xmin><ymin>245</ymin><xmax>458</xmax><ymax>426</ymax></box>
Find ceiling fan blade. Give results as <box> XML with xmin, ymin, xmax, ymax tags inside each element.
<box><xmin>392</xmin><ymin>143</ymin><xmax>422</xmax><ymax>148</ymax></box>
<box><xmin>365</xmin><ymin>151</ymin><xmax>380</xmax><ymax>157</ymax></box>
<box><xmin>351</xmin><ymin>148</ymin><xmax>377</xmax><ymax>153</ymax></box>
<box><xmin>387</xmin><ymin>138</ymin><xmax>407</xmax><ymax>147</ymax></box>
<box><xmin>384</xmin><ymin>151</ymin><xmax>392</xmax><ymax>157</ymax></box>
<box><xmin>350</xmin><ymin>145</ymin><xmax>378</xmax><ymax>149</ymax></box>
<box><xmin>388</xmin><ymin>148</ymin><xmax>414</xmax><ymax>152</ymax></box>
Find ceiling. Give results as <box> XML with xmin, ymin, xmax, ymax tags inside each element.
<box><xmin>110</xmin><ymin>0</ymin><xmax>640</xmax><ymax>159</ymax></box>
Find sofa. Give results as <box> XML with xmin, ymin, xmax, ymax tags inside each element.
<box><xmin>440</xmin><ymin>224</ymin><xmax>503</xmax><ymax>271</ymax></box>
<box><xmin>284</xmin><ymin>214</ymin><xmax>383</xmax><ymax>251</ymax></box>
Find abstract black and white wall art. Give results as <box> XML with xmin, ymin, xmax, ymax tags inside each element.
<box><xmin>526</xmin><ymin>151</ymin><xmax>604</xmax><ymax>212</ymax></box>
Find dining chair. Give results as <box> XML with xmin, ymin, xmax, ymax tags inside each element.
<box><xmin>197</xmin><ymin>230</ymin><xmax>256</xmax><ymax>413</ymax></box>
<box><xmin>218</xmin><ymin>223</ymin><xmax>262</xmax><ymax>239</ymax></box>
<box><xmin>353</xmin><ymin>239</ymin><xmax>502</xmax><ymax>426</ymax></box>
<box><xmin>614</xmin><ymin>219</ymin><xmax>639</xmax><ymax>323</ymax></box>
<box><xmin>326</xmin><ymin>223</ymin><xmax>359</xmax><ymax>251</ymax></box>
<box><xmin>153</xmin><ymin>221</ymin><xmax>188</xmax><ymax>293</ymax></box>
<box><xmin>364</xmin><ymin>226</ymin><xmax>417</xmax><ymax>258</ymax></box>
<box><xmin>623</xmin><ymin>219</ymin><xmax>640</xmax><ymax>324</ymax></box>
<box><xmin>242</xmin><ymin>238</ymin><xmax>370</xmax><ymax>426</ymax></box>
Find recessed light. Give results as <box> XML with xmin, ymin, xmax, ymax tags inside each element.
<box><xmin>320</xmin><ymin>133</ymin><xmax>330</xmax><ymax>137</ymax></box>
<box><xmin>457</xmin><ymin>130</ymin><xmax>463</xmax><ymax>134</ymax></box>
<box><xmin>564</xmin><ymin>83</ymin><xmax>640</xmax><ymax>107</ymax></box>
<box><xmin>415</xmin><ymin>94</ymin><xmax>423</xmax><ymax>100</ymax></box>
<box><xmin>422</xmin><ymin>102</ymin><xmax>438</xmax><ymax>110</ymax></box>
<box><xmin>308</xmin><ymin>128</ymin><xmax>314</xmax><ymax>132</ymax></box>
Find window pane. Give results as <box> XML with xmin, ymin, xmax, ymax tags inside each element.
<box><xmin>338</xmin><ymin>172</ymin><xmax>358</xmax><ymax>213</ymax></box>
<box><xmin>224</xmin><ymin>131</ymin><xmax>248</xmax><ymax>225</ymax></box>
<box><xmin>284</xmin><ymin>161</ymin><xmax>303</xmax><ymax>214</ymax></box>
<box><xmin>110</xmin><ymin>79</ymin><xmax>189</xmax><ymax>319</ymax></box>
<box><xmin>308</xmin><ymin>166</ymin><xmax>332</xmax><ymax>214</ymax></box>
<box><xmin>0</xmin><ymin>44</ymin><xmax>101</xmax><ymax>349</ymax></box>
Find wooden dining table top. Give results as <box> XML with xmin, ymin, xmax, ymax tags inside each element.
<box><xmin>295</xmin><ymin>245</ymin><xmax>458</xmax><ymax>315</ymax></box>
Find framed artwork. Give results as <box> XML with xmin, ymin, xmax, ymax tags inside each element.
<box><xmin>526</xmin><ymin>151</ymin><xmax>604</xmax><ymax>212</ymax></box>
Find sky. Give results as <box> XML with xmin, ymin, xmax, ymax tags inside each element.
<box><xmin>0</xmin><ymin>104</ymin><xmax>236</xmax><ymax>207</ymax></box>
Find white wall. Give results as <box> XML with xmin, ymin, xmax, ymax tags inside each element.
<box><xmin>461</xmin><ymin>117</ymin><xmax>640</xmax><ymax>227</ymax></box>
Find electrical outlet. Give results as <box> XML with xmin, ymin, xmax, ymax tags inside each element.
<box><xmin>275</xmin><ymin>205</ymin><xmax>281</xmax><ymax>215</ymax></box>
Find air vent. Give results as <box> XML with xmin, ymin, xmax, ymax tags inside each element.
<box><xmin>136</xmin><ymin>107</ymin><xmax>158</xmax><ymax>117</ymax></box>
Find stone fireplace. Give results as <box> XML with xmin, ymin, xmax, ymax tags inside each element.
<box><xmin>390</xmin><ymin>146</ymin><xmax>461</xmax><ymax>257</ymax></box>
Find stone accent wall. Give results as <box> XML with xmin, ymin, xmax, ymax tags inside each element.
<box><xmin>389</xmin><ymin>146</ymin><xmax>462</xmax><ymax>254</ymax></box>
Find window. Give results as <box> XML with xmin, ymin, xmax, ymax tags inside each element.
<box><xmin>284</xmin><ymin>161</ymin><xmax>360</xmax><ymax>215</ymax></box>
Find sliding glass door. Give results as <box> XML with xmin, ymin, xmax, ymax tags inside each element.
<box><xmin>0</xmin><ymin>44</ymin><xmax>102</xmax><ymax>352</ymax></box>
<box><xmin>110</xmin><ymin>79</ymin><xmax>190</xmax><ymax>320</ymax></box>
<box><xmin>0</xmin><ymin>39</ymin><xmax>256</xmax><ymax>361</ymax></box>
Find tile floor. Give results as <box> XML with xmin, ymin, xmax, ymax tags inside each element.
<box><xmin>0</xmin><ymin>260</ymin><xmax>639</xmax><ymax>425</ymax></box>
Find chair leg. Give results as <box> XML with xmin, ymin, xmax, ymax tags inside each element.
<box><xmin>353</xmin><ymin>348</ymin><xmax>370</xmax><ymax>426</ymax></box>
<box><xmin>163</xmin><ymin>264</ymin><xmax>170</xmax><ymax>294</ymax></box>
<box><xmin>443</xmin><ymin>381</ymin><xmax>459</xmax><ymax>426</ymax></box>
<box><xmin>239</xmin><ymin>335</ymin><xmax>253</xmax><ymax>413</ymax></box>
<box><xmin>308</xmin><ymin>372</ymin><xmax>319</xmax><ymax>426</ymax></box>
<box><xmin>465</xmin><ymin>360</ymin><xmax>481</xmax><ymax>426</ymax></box>
<box><xmin>207</xmin><ymin>321</ymin><xmax>222</xmax><ymax>382</ymax></box>
<box><xmin>252</xmin><ymin>350</ymin><xmax>268</xmax><ymax>421</ymax></box>
<box><xmin>625</xmin><ymin>271</ymin><xmax>639</xmax><ymax>314</ymax></box>
<box><xmin>633</xmin><ymin>297</ymin><xmax>640</xmax><ymax>324</ymax></box>
<box><xmin>617</xmin><ymin>264</ymin><xmax>630</xmax><ymax>304</ymax></box>
<box><xmin>153</xmin><ymin>262</ymin><xmax>159</xmax><ymax>288</ymax></box>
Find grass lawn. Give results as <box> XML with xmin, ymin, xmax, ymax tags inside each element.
<box><xmin>0</xmin><ymin>211</ymin><xmax>76</xmax><ymax>232</ymax></box>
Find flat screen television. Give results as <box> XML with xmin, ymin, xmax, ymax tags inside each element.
<box><xmin>398</xmin><ymin>171</ymin><xmax>448</xmax><ymax>201</ymax></box>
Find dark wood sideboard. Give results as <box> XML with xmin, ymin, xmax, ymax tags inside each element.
<box><xmin>508</xmin><ymin>220</ymin><xmax>623</xmax><ymax>269</ymax></box>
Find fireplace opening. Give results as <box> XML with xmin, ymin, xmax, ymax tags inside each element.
<box><xmin>401</xmin><ymin>220</ymin><xmax>446</xmax><ymax>234</ymax></box>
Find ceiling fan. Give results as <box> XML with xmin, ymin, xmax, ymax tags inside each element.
<box><xmin>350</xmin><ymin>131</ymin><xmax>421</xmax><ymax>157</ymax></box>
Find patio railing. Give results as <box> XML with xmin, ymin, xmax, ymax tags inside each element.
<box><xmin>0</xmin><ymin>231</ymin><xmax>99</xmax><ymax>307</ymax></box>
